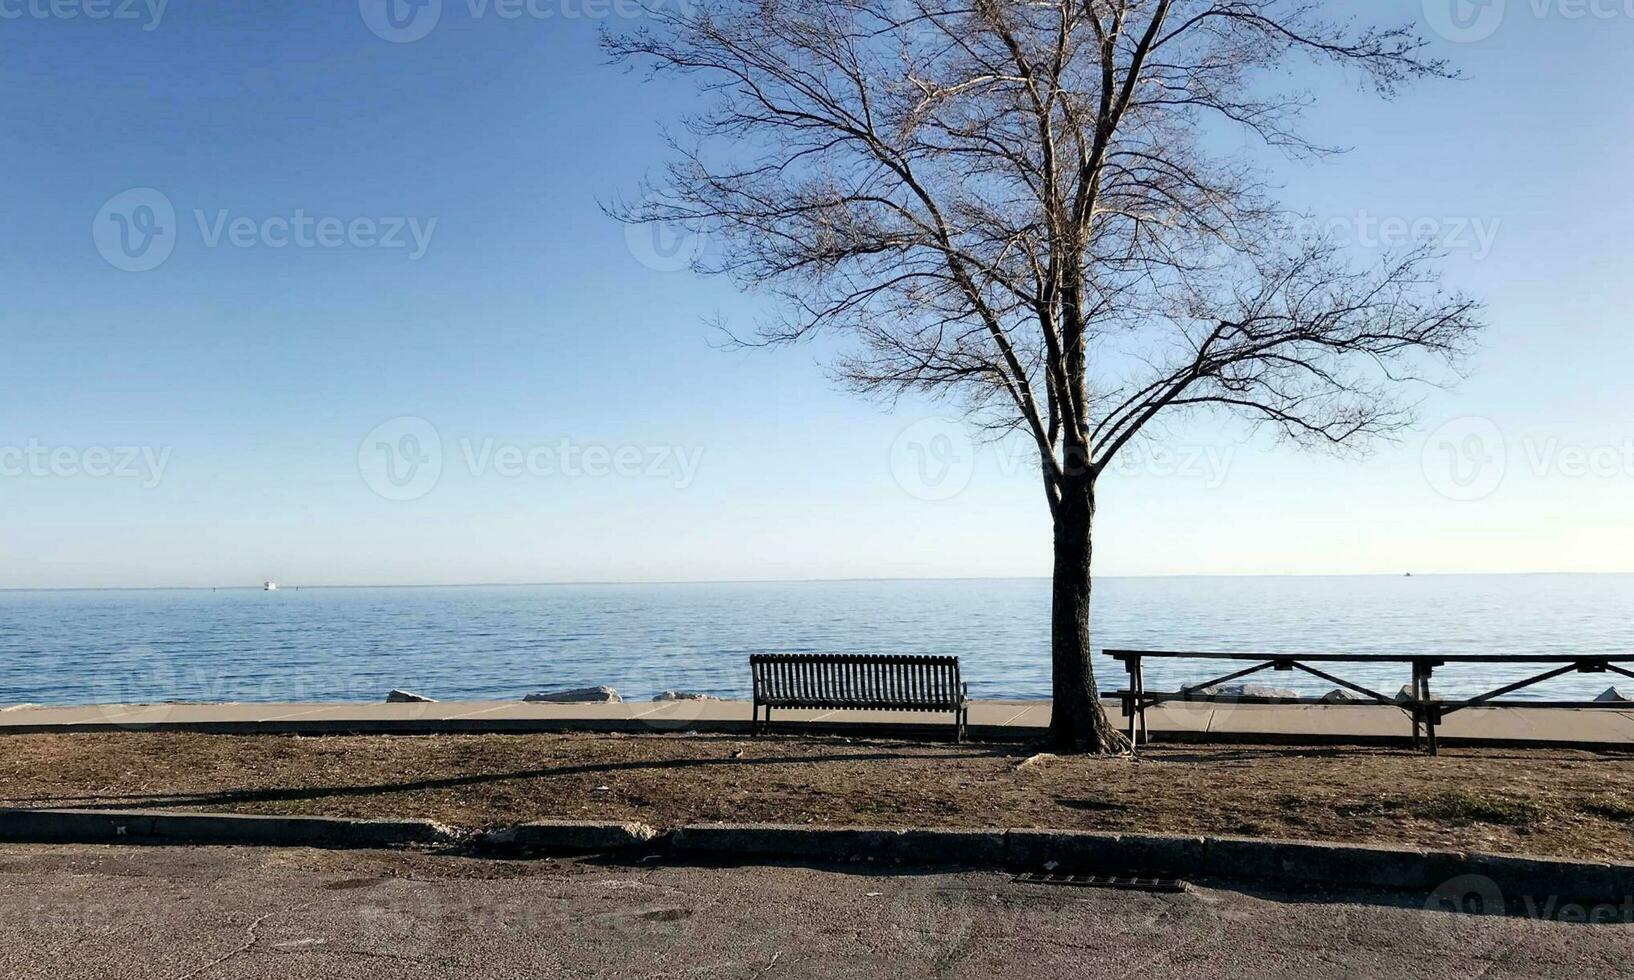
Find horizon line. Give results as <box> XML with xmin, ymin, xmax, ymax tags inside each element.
<box><xmin>3</xmin><ymin>570</ymin><xmax>1632</xmax><ymax>594</ymax></box>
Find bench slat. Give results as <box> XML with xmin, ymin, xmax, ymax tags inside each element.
<box><xmin>750</xmin><ymin>654</ymin><xmax>965</xmax><ymax>710</ymax></box>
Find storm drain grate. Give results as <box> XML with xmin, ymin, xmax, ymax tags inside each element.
<box><xmin>1013</xmin><ymin>873</ymin><xmax>1186</xmax><ymax>893</ymax></box>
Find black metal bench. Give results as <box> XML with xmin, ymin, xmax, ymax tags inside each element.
<box><xmin>750</xmin><ymin>654</ymin><xmax>970</xmax><ymax>741</ymax></box>
<box><xmin>1109</xmin><ymin>648</ymin><xmax>1634</xmax><ymax>755</ymax></box>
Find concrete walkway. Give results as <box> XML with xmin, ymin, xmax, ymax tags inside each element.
<box><xmin>3</xmin><ymin>698</ymin><xmax>1633</xmax><ymax>747</ymax></box>
<box><xmin>9</xmin><ymin>845</ymin><xmax>1625</xmax><ymax>980</ymax></box>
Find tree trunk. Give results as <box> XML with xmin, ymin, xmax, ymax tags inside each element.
<box><xmin>1047</xmin><ymin>473</ymin><xmax>1126</xmax><ymax>753</ymax></box>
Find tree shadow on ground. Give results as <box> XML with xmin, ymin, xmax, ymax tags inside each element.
<box><xmin>5</xmin><ymin>747</ymin><xmax>1011</xmax><ymax>811</ymax></box>
<box><xmin>1141</xmin><ymin>747</ymin><xmax>1357</xmax><ymax>764</ymax></box>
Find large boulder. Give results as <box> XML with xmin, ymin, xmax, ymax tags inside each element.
<box><xmin>524</xmin><ymin>686</ymin><xmax>622</xmax><ymax>704</ymax></box>
<box><xmin>1595</xmin><ymin>687</ymin><xmax>1631</xmax><ymax>703</ymax></box>
<box><xmin>1320</xmin><ymin>688</ymin><xmax>1369</xmax><ymax>704</ymax></box>
<box><xmin>1193</xmin><ymin>684</ymin><xmax>1300</xmax><ymax>700</ymax></box>
<box><xmin>652</xmin><ymin>691</ymin><xmax>723</xmax><ymax>702</ymax></box>
<box><xmin>386</xmin><ymin>690</ymin><xmax>437</xmax><ymax>704</ymax></box>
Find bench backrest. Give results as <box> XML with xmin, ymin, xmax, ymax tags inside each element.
<box><xmin>751</xmin><ymin>654</ymin><xmax>963</xmax><ymax>709</ymax></box>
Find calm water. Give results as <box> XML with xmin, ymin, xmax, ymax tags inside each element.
<box><xmin>2</xmin><ymin>576</ymin><xmax>1632</xmax><ymax>706</ymax></box>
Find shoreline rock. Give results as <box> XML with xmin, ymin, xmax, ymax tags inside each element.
<box><xmin>1320</xmin><ymin>689</ymin><xmax>1368</xmax><ymax>704</ymax></box>
<box><xmin>1194</xmin><ymin>684</ymin><xmax>1300</xmax><ymax>700</ymax></box>
<box><xmin>525</xmin><ymin>686</ymin><xmax>622</xmax><ymax>704</ymax></box>
<box><xmin>386</xmin><ymin>690</ymin><xmax>437</xmax><ymax>704</ymax></box>
<box><xmin>652</xmin><ymin>691</ymin><xmax>723</xmax><ymax>702</ymax></box>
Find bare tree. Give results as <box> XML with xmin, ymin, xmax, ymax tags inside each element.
<box><xmin>607</xmin><ymin>0</ymin><xmax>1485</xmax><ymax>751</ymax></box>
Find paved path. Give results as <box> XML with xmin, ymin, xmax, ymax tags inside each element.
<box><xmin>4</xmin><ymin>698</ymin><xmax>1633</xmax><ymax>747</ymax></box>
<box><xmin>0</xmin><ymin>844</ymin><xmax>1626</xmax><ymax>979</ymax></box>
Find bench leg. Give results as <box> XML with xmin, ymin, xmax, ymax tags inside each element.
<box><xmin>1424</xmin><ymin>668</ymin><xmax>1439</xmax><ymax>756</ymax></box>
<box><xmin>1410</xmin><ymin>665</ymin><xmax>1423</xmax><ymax>750</ymax></box>
<box><xmin>1126</xmin><ymin>658</ymin><xmax>1148</xmax><ymax>750</ymax></box>
<box><xmin>1136</xmin><ymin>662</ymin><xmax>1150</xmax><ymax>747</ymax></box>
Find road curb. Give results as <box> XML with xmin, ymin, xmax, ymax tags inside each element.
<box><xmin>0</xmin><ymin>808</ymin><xmax>457</xmax><ymax>849</ymax></box>
<box><xmin>477</xmin><ymin>820</ymin><xmax>659</xmax><ymax>853</ymax></box>
<box><xmin>670</xmin><ymin>824</ymin><xmax>1008</xmax><ymax>867</ymax></box>
<box><xmin>4</xmin><ymin>809</ymin><xmax>1630</xmax><ymax>904</ymax></box>
<box><xmin>0</xmin><ymin>809</ymin><xmax>664</xmax><ymax>856</ymax></box>
<box><xmin>668</xmin><ymin>823</ymin><xmax>1634</xmax><ymax>905</ymax></box>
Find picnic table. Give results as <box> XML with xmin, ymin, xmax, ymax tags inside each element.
<box><xmin>1108</xmin><ymin>649</ymin><xmax>1634</xmax><ymax>754</ymax></box>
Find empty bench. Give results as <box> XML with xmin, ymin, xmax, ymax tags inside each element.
<box><xmin>750</xmin><ymin>654</ymin><xmax>970</xmax><ymax>741</ymax></box>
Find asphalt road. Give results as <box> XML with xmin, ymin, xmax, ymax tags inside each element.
<box><xmin>0</xmin><ymin>844</ymin><xmax>1626</xmax><ymax>979</ymax></box>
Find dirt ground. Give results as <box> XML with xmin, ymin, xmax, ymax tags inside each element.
<box><xmin>2</xmin><ymin>732</ymin><xmax>1632</xmax><ymax>861</ymax></box>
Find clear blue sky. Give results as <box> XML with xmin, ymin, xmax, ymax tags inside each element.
<box><xmin>2</xmin><ymin>1</ymin><xmax>1631</xmax><ymax>589</ymax></box>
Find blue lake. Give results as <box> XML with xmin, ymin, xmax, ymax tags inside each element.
<box><xmin>2</xmin><ymin>575</ymin><xmax>1631</xmax><ymax>706</ymax></box>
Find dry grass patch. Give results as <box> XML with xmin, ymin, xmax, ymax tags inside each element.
<box><xmin>1414</xmin><ymin>791</ymin><xmax>1543</xmax><ymax>828</ymax></box>
<box><xmin>1</xmin><ymin>732</ymin><xmax>1632</xmax><ymax>861</ymax></box>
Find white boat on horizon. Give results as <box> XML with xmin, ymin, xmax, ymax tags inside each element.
<box><xmin>264</xmin><ymin>581</ymin><xmax>278</xmax><ymax>591</ymax></box>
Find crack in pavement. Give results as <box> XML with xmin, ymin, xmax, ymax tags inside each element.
<box><xmin>172</xmin><ymin>910</ymin><xmax>277</xmax><ymax>980</ymax></box>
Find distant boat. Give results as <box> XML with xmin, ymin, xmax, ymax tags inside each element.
<box><xmin>264</xmin><ymin>581</ymin><xmax>279</xmax><ymax>591</ymax></box>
